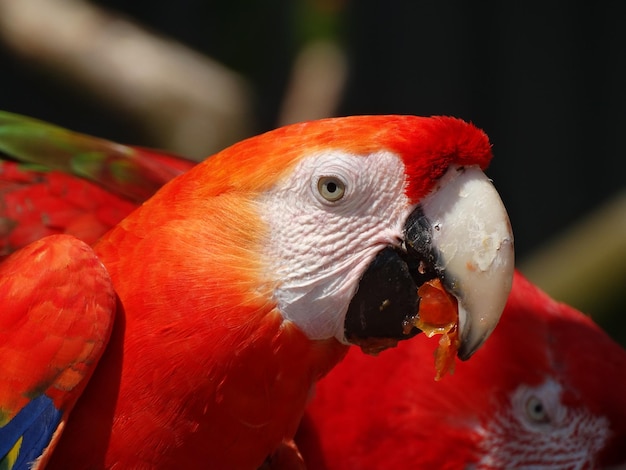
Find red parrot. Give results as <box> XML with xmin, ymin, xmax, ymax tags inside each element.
<box><xmin>0</xmin><ymin>112</ymin><xmax>514</xmax><ymax>468</ymax></box>
<box><xmin>297</xmin><ymin>271</ymin><xmax>626</xmax><ymax>469</ymax></box>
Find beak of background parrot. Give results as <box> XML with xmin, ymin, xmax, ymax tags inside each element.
<box><xmin>344</xmin><ymin>165</ymin><xmax>514</xmax><ymax>360</ymax></box>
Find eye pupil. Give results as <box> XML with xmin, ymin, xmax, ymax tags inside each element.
<box><xmin>317</xmin><ymin>176</ymin><xmax>346</xmax><ymax>202</ymax></box>
<box><xmin>525</xmin><ymin>396</ymin><xmax>550</xmax><ymax>424</ymax></box>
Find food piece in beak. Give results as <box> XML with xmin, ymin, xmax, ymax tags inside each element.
<box><xmin>413</xmin><ymin>278</ymin><xmax>459</xmax><ymax>380</ymax></box>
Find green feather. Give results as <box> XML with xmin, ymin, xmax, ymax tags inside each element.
<box><xmin>0</xmin><ymin>111</ymin><xmax>195</xmax><ymax>202</ymax></box>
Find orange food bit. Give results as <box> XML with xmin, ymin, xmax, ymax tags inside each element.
<box><xmin>433</xmin><ymin>325</ymin><xmax>459</xmax><ymax>381</ymax></box>
<box><xmin>413</xmin><ymin>278</ymin><xmax>460</xmax><ymax>380</ymax></box>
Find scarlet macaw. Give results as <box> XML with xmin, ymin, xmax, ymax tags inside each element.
<box><xmin>297</xmin><ymin>271</ymin><xmax>626</xmax><ymax>469</ymax></box>
<box><xmin>0</xmin><ymin>112</ymin><xmax>514</xmax><ymax>468</ymax></box>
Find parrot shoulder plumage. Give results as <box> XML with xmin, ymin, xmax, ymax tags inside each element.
<box><xmin>0</xmin><ymin>234</ymin><xmax>116</xmax><ymax>469</ymax></box>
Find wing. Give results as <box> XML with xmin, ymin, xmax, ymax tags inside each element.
<box><xmin>0</xmin><ymin>161</ymin><xmax>139</xmax><ymax>257</ymax></box>
<box><xmin>0</xmin><ymin>110</ymin><xmax>196</xmax><ymax>202</ymax></box>
<box><xmin>0</xmin><ymin>110</ymin><xmax>197</xmax><ymax>257</ymax></box>
<box><xmin>0</xmin><ymin>235</ymin><xmax>116</xmax><ymax>469</ymax></box>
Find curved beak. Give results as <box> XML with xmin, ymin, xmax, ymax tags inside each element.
<box><xmin>415</xmin><ymin>165</ymin><xmax>514</xmax><ymax>359</ymax></box>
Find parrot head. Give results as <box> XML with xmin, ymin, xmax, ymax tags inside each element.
<box><xmin>251</xmin><ymin>115</ymin><xmax>514</xmax><ymax>359</ymax></box>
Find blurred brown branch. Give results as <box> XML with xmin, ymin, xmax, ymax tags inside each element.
<box><xmin>520</xmin><ymin>189</ymin><xmax>626</xmax><ymax>320</ymax></box>
<box><xmin>0</xmin><ymin>0</ymin><xmax>253</xmax><ymax>158</ymax></box>
<box><xmin>278</xmin><ymin>40</ymin><xmax>347</xmax><ymax>126</ymax></box>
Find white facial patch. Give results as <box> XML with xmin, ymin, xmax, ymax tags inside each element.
<box><xmin>258</xmin><ymin>149</ymin><xmax>412</xmax><ymax>341</ymax></box>
<box><xmin>476</xmin><ymin>379</ymin><xmax>610</xmax><ymax>469</ymax></box>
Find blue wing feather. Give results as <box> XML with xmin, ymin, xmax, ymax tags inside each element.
<box><xmin>0</xmin><ymin>395</ymin><xmax>62</xmax><ymax>470</ymax></box>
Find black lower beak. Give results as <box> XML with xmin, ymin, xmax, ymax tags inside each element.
<box><xmin>343</xmin><ymin>207</ymin><xmax>438</xmax><ymax>354</ymax></box>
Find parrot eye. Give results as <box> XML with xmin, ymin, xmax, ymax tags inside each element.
<box><xmin>525</xmin><ymin>396</ymin><xmax>550</xmax><ymax>424</ymax></box>
<box><xmin>317</xmin><ymin>176</ymin><xmax>346</xmax><ymax>202</ymax></box>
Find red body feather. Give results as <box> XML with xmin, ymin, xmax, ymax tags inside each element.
<box><xmin>0</xmin><ymin>162</ymin><xmax>137</xmax><ymax>256</ymax></box>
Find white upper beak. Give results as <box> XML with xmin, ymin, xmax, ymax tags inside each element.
<box><xmin>420</xmin><ymin>165</ymin><xmax>515</xmax><ymax>359</ymax></box>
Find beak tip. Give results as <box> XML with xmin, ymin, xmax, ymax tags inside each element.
<box><xmin>454</xmin><ymin>247</ymin><xmax>515</xmax><ymax>361</ymax></box>
<box><xmin>457</xmin><ymin>332</ymin><xmax>488</xmax><ymax>361</ymax></box>
<box><xmin>454</xmin><ymin>304</ymin><xmax>480</xmax><ymax>361</ymax></box>
<box><xmin>457</xmin><ymin>349</ymin><xmax>474</xmax><ymax>362</ymax></box>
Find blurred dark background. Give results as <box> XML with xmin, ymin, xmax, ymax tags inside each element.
<box><xmin>1</xmin><ymin>1</ymin><xmax>624</xmax><ymax>343</ymax></box>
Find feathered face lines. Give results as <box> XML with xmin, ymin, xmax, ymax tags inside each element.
<box><xmin>477</xmin><ymin>379</ymin><xmax>610</xmax><ymax>468</ymax></box>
